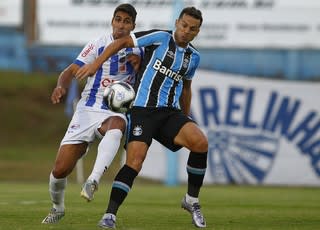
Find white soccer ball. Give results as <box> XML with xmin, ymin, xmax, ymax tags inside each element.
<box><xmin>103</xmin><ymin>81</ymin><xmax>135</xmax><ymax>113</ymax></box>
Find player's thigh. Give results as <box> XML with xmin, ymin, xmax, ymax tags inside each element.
<box><xmin>156</xmin><ymin>111</ymin><xmax>193</xmax><ymax>152</ymax></box>
<box><xmin>126</xmin><ymin>107</ymin><xmax>156</xmax><ymax>146</ymax></box>
<box><xmin>174</xmin><ymin>122</ymin><xmax>208</xmax><ymax>153</ymax></box>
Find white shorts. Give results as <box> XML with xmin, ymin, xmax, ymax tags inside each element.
<box><xmin>60</xmin><ymin>108</ymin><xmax>127</xmax><ymax>146</ymax></box>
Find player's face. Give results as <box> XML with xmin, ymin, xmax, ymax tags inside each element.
<box><xmin>174</xmin><ymin>14</ymin><xmax>200</xmax><ymax>48</ymax></box>
<box><xmin>111</xmin><ymin>11</ymin><xmax>135</xmax><ymax>40</ymax></box>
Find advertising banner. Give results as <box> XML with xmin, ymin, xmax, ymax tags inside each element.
<box><xmin>0</xmin><ymin>0</ymin><xmax>23</xmax><ymax>27</ymax></box>
<box><xmin>193</xmin><ymin>0</ymin><xmax>320</xmax><ymax>48</ymax></box>
<box><xmin>37</xmin><ymin>0</ymin><xmax>320</xmax><ymax>48</ymax></box>
<box><xmin>37</xmin><ymin>0</ymin><xmax>171</xmax><ymax>45</ymax></box>
<box><xmin>140</xmin><ymin>70</ymin><xmax>320</xmax><ymax>186</ymax></box>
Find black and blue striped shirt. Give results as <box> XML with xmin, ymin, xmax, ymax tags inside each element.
<box><xmin>131</xmin><ymin>29</ymin><xmax>200</xmax><ymax>108</ymax></box>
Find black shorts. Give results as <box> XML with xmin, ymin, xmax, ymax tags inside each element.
<box><xmin>126</xmin><ymin>107</ymin><xmax>194</xmax><ymax>152</ymax></box>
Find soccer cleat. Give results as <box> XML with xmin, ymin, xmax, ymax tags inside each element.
<box><xmin>80</xmin><ymin>179</ymin><xmax>98</xmax><ymax>202</ymax></box>
<box><xmin>41</xmin><ymin>208</ymin><xmax>65</xmax><ymax>224</ymax></box>
<box><xmin>181</xmin><ymin>196</ymin><xmax>206</xmax><ymax>228</ymax></box>
<box><xmin>98</xmin><ymin>213</ymin><xmax>116</xmax><ymax>229</ymax></box>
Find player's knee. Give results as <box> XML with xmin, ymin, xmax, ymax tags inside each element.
<box><xmin>190</xmin><ymin>136</ymin><xmax>208</xmax><ymax>152</ymax></box>
<box><xmin>126</xmin><ymin>153</ymin><xmax>146</xmax><ymax>172</ymax></box>
<box><xmin>52</xmin><ymin>165</ymin><xmax>70</xmax><ymax>178</ymax></box>
<box><xmin>52</xmin><ymin>169</ymin><xmax>64</xmax><ymax>179</ymax></box>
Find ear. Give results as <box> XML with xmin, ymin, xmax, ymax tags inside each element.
<box><xmin>175</xmin><ymin>19</ymin><xmax>179</xmax><ymax>27</ymax></box>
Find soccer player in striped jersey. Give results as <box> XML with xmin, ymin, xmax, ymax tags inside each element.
<box><xmin>42</xmin><ymin>3</ymin><xmax>143</xmax><ymax>224</ymax></box>
<box><xmin>76</xmin><ymin>6</ymin><xmax>208</xmax><ymax>229</ymax></box>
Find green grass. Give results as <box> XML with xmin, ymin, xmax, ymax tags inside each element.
<box><xmin>0</xmin><ymin>183</ymin><xmax>320</xmax><ymax>230</ymax></box>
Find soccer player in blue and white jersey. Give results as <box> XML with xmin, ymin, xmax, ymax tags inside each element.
<box><xmin>41</xmin><ymin>3</ymin><xmax>143</xmax><ymax>224</ymax></box>
<box><xmin>77</xmin><ymin>6</ymin><xmax>208</xmax><ymax>229</ymax></box>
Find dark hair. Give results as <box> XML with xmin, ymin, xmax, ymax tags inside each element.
<box><xmin>113</xmin><ymin>3</ymin><xmax>137</xmax><ymax>23</ymax></box>
<box><xmin>179</xmin><ymin>6</ymin><xmax>203</xmax><ymax>27</ymax></box>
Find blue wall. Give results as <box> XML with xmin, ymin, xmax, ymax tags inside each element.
<box><xmin>0</xmin><ymin>29</ymin><xmax>30</xmax><ymax>72</ymax></box>
<box><xmin>28</xmin><ymin>45</ymin><xmax>81</xmax><ymax>73</ymax></box>
<box><xmin>199</xmin><ymin>48</ymin><xmax>320</xmax><ymax>80</ymax></box>
<box><xmin>0</xmin><ymin>28</ymin><xmax>319</xmax><ymax>81</ymax></box>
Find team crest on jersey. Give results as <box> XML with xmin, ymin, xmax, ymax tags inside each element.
<box><xmin>132</xmin><ymin>125</ymin><xmax>143</xmax><ymax>136</ymax></box>
<box><xmin>167</xmin><ymin>51</ymin><xmax>175</xmax><ymax>59</ymax></box>
<box><xmin>183</xmin><ymin>57</ymin><xmax>189</xmax><ymax>69</ymax></box>
<box><xmin>70</xmin><ymin>124</ymin><xmax>80</xmax><ymax>129</ymax></box>
<box><xmin>101</xmin><ymin>78</ymin><xmax>112</xmax><ymax>87</ymax></box>
<box><xmin>68</xmin><ymin>123</ymin><xmax>80</xmax><ymax>133</ymax></box>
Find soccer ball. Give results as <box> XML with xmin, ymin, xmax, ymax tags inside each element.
<box><xmin>103</xmin><ymin>81</ymin><xmax>135</xmax><ymax>113</ymax></box>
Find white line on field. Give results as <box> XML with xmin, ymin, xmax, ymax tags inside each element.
<box><xmin>0</xmin><ymin>200</ymin><xmax>51</xmax><ymax>205</ymax></box>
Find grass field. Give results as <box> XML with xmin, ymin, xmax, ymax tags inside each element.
<box><xmin>1</xmin><ymin>182</ymin><xmax>320</xmax><ymax>230</ymax></box>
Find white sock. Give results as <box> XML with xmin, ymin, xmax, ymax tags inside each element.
<box><xmin>49</xmin><ymin>172</ymin><xmax>67</xmax><ymax>212</ymax></box>
<box><xmin>88</xmin><ymin>129</ymin><xmax>123</xmax><ymax>184</ymax></box>
<box><xmin>185</xmin><ymin>193</ymin><xmax>199</xmax><ymax>205</ymax></box>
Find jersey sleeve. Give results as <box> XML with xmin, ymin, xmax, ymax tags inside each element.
<box><xmin>74</xmin><ymin>38</ymin><xmax>99</xmax><ymax>67</ymax></box>
<box><xmin>130</xmin><ymin>29</ymin><xmax>168</xmax><ymax>48</ymax></box>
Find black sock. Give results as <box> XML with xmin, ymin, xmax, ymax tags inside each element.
<box><xmin>187</xmin><ymin>152</ymin><xmax>207</xmax><ymax>197</ymax></box>
<box><xmin>106</xmin><ymin>165</ymin><xmax>138</xmax><ymax>215</ymax></box>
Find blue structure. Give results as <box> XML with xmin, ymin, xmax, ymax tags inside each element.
<box><xmin>27</xmin><ymin>45</ymin><xmax>81</xmax><ymax>73</ymax></box>
<box><xmin>1</xmin><ymin>28</ymin><xmax>319</xmax><ymax>80</ymax></box>
<box><xmin>0</xmin><ymin>28</ymin><xmax>30</xmax><ymax>72</ymax></box>
<box><xmin>199</xmin><ymin>48</ymin><xmax>320</xmax><ymax>81</ymax></box>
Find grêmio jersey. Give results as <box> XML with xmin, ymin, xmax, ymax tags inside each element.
<box><xmin>131</xmin><ymin>29</ymin><xmax>200</xmax><ymax>109</ymax></box>
<box><xmin>74</xmin><ymin>32</ymin><xmax>144</xmax><ymax>111</ymax></box>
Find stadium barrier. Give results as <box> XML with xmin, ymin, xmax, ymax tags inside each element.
<box><xmin>0</xmin><ymin>30</ymin><xmax>319</xmax><ymax>81</ymax></box>
<box><xmin>0</xmin><ymin>28</ymin><xmax>29</xmax><ymax>72</ymax></box>
<box><xmin>199</xmin><ymin>48</ymin><xmax>320</xmax><ymax>81</ymax></box>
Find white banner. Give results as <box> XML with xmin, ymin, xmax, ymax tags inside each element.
<box><xmin>37</xmin><ymin>0</ymin><xmax>320</xmax><ymax>48</ymax></box>
<box><xmin>0</xmin><ymin>0</ymin><xmax>23</xmax><ymax>27</ymax></box>
<box><xmin>193</xmin><ymin>0</ymin><xmax>320</xmax><ymax>48</ymax></box>
<box><xmin>140</xmin><ymin>70</ymin><xmax>320</xmax><ymax>186</ymax></box>
<box><xmin>37</xmin><ymin>0</ymin><xmax>172</xmax><ymax>46</ymax></box>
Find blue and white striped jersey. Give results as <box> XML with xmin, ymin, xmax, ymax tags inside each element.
<box><xmin>74</xmin><ymin>33</ymin><xmax>144</xmax><ymax>111</ymax></box>
<box><xmin>131</xmin><ymin>29</ymin><xmax>200</xmax><ymax>108</ymax></box>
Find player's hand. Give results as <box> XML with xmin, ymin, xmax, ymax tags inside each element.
<box><xmin>51</xmin><ymin>86</ymin><xmax>67</xmax><ymax>104</ymax></box>
<box><xmin>75</xmin><ymin>64</ymin><xmax>96</xmax><ymax>80</ymax></box>
<box><xmin>127</xmin><ymin>54</ymin><xmax>141</xmax><ymax>73</ymax></box>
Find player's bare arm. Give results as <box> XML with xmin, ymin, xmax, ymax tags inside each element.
<box><xmin>51</xmin><ymin>63</ymin><xmax>80</xmax><ymax>104</ymax></box>
<box><xmin>179</xmin><ymin>79</ymin><xmax>192</xmax><ymax>115</ymax></box>
<box><xmin>75</xmin><ymin>35</ymin><xmax>134</xmax><ymax>80</ymax></box>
